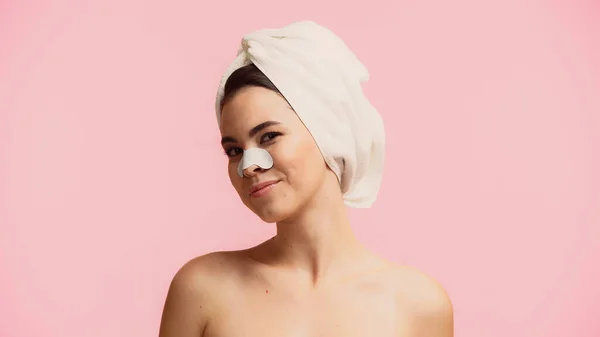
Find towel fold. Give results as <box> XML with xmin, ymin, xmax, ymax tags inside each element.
<box><xmin>215</xmin><ymin>20</ymin><xmax>385</xmax><ymax>208</ymax></box>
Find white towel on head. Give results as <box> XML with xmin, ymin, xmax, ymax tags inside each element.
<box><xmin>215</xmin><ymin>20</ymin><xmax>386</xmax><ymax>208</ymax></box>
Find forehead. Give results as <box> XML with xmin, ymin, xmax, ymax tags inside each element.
<box><xmin>219</xmin><ymin>86</ymin><xmax>298</xmax><ymax>133</ymax></box>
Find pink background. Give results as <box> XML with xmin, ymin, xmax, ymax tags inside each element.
<box><xmin>1</xmin><ymin>0</ymin><xmax>599</xmax><ymax>336</ymax></box>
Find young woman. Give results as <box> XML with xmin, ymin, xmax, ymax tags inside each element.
<box><xmin>159</xmin><ymin>21</ymin><xmax>453</xmax><ymax>337</ymax></box>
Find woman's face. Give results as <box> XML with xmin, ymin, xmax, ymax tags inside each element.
<box><xmin>219</xmin><ymin>86</ymin><xmax>328</xmax><ymax>223</ymax></box>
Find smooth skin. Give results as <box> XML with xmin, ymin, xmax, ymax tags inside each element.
<box><xmin>158</xmin><ymin>86</ymin><xmax>454</xmax><ymax>337</ymax></box>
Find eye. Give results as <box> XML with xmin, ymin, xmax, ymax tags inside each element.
<box><xmin>261</xmin><ymin>132</ymin><xmax>282</xmax><ymax>143</ymax></box>
<box><xmin>224</xmin><ymin>147</ymin><xmax>242</xmax><ymax>158</ymax></box>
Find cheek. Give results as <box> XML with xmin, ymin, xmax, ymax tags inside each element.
<box><xmin>227</xmin><ymin>161</ymin><xmax>243</xmax><ymax>191</ymax></box>
<box><xmin>273</xmin><ymin>137</ymin><xmax>323</xmax><ymax>183</ymax></box>
<box><xmin>228</xmin><ymin>160</ymin><xmax>237</xmax><ymax>177</ymax></box>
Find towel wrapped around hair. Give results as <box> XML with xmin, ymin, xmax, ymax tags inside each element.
<box><xmin>214</xmin><ymin>20</ymin><xmax>385</xmax><ymax>208</ymax></box>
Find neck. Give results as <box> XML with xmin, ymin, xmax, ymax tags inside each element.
<box><xmin>268</xmin><ymin>176</ymin><xmax>369</xmax><ymax>285</ymax></box>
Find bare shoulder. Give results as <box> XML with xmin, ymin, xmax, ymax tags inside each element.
<box><xmin>165</xmin><ymin>251</ymin><xmax>245</xmax><ymax>300</ymax></box>
<box><xmin>387</xmin><ymin>263</ymin><xmax>454</xmax><ymax>336</ymax></box>
<box><xmin>391</xmin><ymin>264</ymin><xmax>453</xmax><ymax>313</ymax></box>
<box><xmin>172</xmin><ymin>250</ymin><xmax>246</xmax><ymax>284</ymax></box>
<box><xmin>158</xmin><ymin>251</ymin><xmax>247</xmax><ymax>337</ymax></box>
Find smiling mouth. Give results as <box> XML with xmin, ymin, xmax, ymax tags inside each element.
<box><xmin>249</xmin><ymin>181</ymin><xmax>279</xmax><ymax>197</ymax></box>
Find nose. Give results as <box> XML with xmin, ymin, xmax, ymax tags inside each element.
<box><xmin>242</xmin><ymin>164</ymin><xmax>264</xmax><ymax>177</ymax></box>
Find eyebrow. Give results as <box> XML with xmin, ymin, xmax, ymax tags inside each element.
<box><xmin>221</xmin><ymin>120</ymin><xmax>282</xmax><ymax>145</ymax></box>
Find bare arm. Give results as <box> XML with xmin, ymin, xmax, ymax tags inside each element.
<box><xmin>158</xmin><ymin>263</ymin><xmax>211</xmax><ymax>337</ymax></box>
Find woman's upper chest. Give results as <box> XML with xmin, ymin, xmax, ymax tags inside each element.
<box><xmin>205</xmin><ymin>278</ymin><xmax>404</xmax><ymax>337</ymax></box>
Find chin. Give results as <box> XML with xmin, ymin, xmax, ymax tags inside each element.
<box><xmin>252</xmin><ymin>204</ymin><xmax>290</xmax><ymax>223</ymax></box>
<box><xmin>247</xmin><ymin>198</ymin><xmax>298</xmax><ymax>224</ymax></box>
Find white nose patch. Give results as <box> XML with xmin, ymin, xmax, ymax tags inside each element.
<box><xmin>237</xmin><ymin>147</ymin><xmax>274</xmax><ymax>177</ymax></box>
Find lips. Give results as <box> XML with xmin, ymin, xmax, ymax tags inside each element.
<box><xmin>249</xmin><ymin>180</ymin><xmax>279</xmax><ymax>195</ymax></box>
